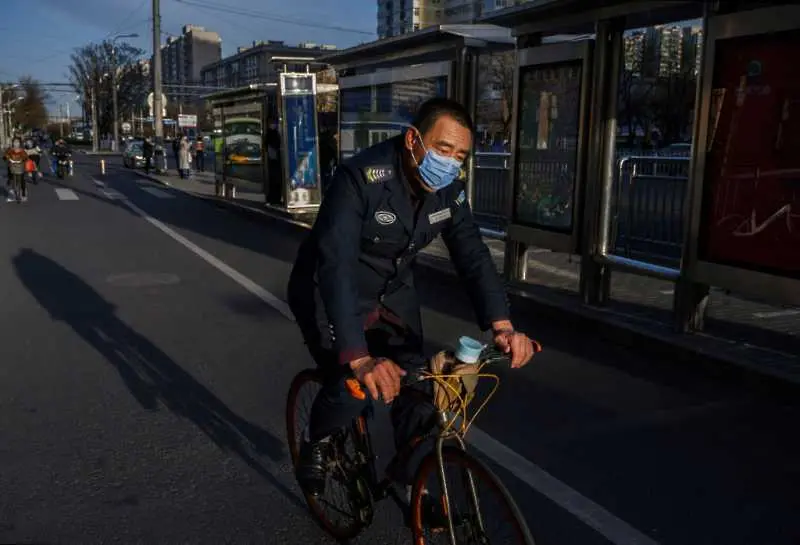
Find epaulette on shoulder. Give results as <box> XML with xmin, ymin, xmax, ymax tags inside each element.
<box><xmin>360</xmin><ymin>165</ymin><xmax>394</xmax><ymax>184</ymax></box>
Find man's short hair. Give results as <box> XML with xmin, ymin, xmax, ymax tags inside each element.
<box><xmin>411</xmin><ymin>97</ymin><xmax>474</xmax><ymax>136</ymax></box>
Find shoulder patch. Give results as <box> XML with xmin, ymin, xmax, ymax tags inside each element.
<box><xmin>362</xmin><ymin>166</ymin><xmax>394</xmax><ymax>184</ymax></box>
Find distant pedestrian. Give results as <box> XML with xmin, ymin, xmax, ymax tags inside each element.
<box><xmin>194</xmin><ymin>135</ymin><xmax>205</xmax><ymax>172</ymax></box>
<box><xmin>178</xmin><ymin>136</ymin><xmax>191</xmax><ymax>179</ymax></box>
<box><xmin>172</xmin><ymin>136</ymin><xmax>180</xmax><ymax>172</ymax></box>
<box><xmin>143</xmin><ymin>137</ymin><xmax>154</xmax><ymax>174</ymax></box>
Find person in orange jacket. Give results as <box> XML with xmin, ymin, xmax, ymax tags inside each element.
<box><xmin>4</xmin><ymin>137</ymin><xmax>29</xmax><ymax>201</ymax></box>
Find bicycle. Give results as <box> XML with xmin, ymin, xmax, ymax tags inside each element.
<box><xmin>286</xmin><ymin>339</ymin><xmax>538</xmax><ymax>544</ymax></box>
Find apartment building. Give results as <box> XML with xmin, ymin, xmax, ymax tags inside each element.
<box><xmin>376</xmin><ymin>0</ymin><xmax>533</xmax><ymax>38</ymax></box>
<box><xmin>623</xmin><ymin>24</ymin><xmax>703</xmax><ymax>78</ymax></box>
<box><xmin>158</xmin><ymin>25</ymin><xmax>222</xmax><ymax>104</ymax></box>
<box><xmin>200</xmin><ymin>41</ymin><xmax>336</xmax><ymax>90</ymax></box>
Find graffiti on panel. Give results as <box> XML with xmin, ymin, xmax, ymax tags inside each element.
<box><xmin>701</xmin><ymin>30</ymin><xmax>800</xmax><ymax>275</ymax></box>
<box><xmin>515</xmin><ymin>61</ymin><xmax>582</xmax><ymax>231</ymax></box>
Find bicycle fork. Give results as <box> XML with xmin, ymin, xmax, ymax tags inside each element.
<box><xmin>435</xmin><ymin>418</ymin><xmax>487</xmax><ymax>545</ymax></box>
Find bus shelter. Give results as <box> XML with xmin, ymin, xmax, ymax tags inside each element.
<box><xmin>319</xmin><ymin>24</ymin><xmax>515</xmax><ymax>207</ymax></box>
<box><xmin>207</xmin><ymin>70</ymin><xmax>331</xmax><ymax>217</ymax></box>
<box><xmin>483</xmin><ymin>0</ymin><xmax>800</xmax><ymax>332</ymax></box>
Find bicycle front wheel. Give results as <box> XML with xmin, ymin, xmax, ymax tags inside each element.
<box><xmin>410</xmin><ymin>445</ymin><xmax>536</xmax><ymax>545</ymax></box>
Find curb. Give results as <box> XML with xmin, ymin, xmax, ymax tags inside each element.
<box><xmin>141</xmin><ymin>171</ymin><xmax>799</xmax><ymax>389</ymax></box>
<box><xmin>140</xmin><ymin>173</ymin><xmax>314</xmax><ymax>230</ymax></box>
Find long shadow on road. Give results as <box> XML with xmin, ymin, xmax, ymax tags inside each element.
<box><xmin>12</xmin><ymin>249</ymin><xmax>304</xmax><ymax>511</ymax></box>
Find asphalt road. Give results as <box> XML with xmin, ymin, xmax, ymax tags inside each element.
<box><xmin>0</xmin><ymin>153</ymin><xmax>798</xmax><ymax>544</ymax></box>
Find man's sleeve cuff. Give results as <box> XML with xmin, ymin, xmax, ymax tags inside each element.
<box><xmin>339</xmin><ymin>347</ymin><xmax>369</xmax><ymax>366</ymax></box>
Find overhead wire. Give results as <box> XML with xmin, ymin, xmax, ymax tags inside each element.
<box><xmin>171</xmin><ymin>0</ymin><xmax>373</xmax><ymax>36</ymax></box>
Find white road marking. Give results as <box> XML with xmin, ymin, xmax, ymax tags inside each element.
<box><xmin>113</xmin><ymin>177</ymin><xmax>659</xmax><ymax>545</ymax></box>
<box><xmin>116</xmin><ymin>194</ymin><xmax>294</xmax><ymax>321</ymax></box>
<box><xmin>100</xmin><ymin>189</ymin><xmax>126</xmax><ymax>200</ymax></box>
<box><xmin>54</xmin><ymin>188</ymin><xmax>79</xmax><ymax>201</ymax></box>
<box><xmin>660</xmin><ymin>289</ymin><xmax>674</xmax><ymax>295</ymax></box>
<box><xmin>141</xmin><ymin>187</ymin><xmax>175</xmax><ymax>199</ymax></box>
<box><xmin>93</xmin><ymin>179</ymin><xmax>105</xmax><ymax>188</ymax></box>
<box><xmin>466</xmin><ymin>426</ymin><xmax>660</xmax><ymax>545</ymax></box>
<box><xmin>753</xmin><ymin>309</ymin><xmax>800</xmax><ymax>319</ymax></box>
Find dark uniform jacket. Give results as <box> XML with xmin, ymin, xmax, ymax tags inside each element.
<box><xmin>288</xmin><ymin>136</ymin><xmax>508</xmax><ymax>365</ymax></box>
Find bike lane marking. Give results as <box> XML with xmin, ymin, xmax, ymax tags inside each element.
<box><xmin>103</xmin><ymin>178</ymin><xmax>659</xmax><ymax>545</ymax></box>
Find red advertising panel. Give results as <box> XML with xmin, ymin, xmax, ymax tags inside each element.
<box><xmin>700</xmin><ymin>30</ymin><xmax>800</xmax><ymax>277</ymax></box>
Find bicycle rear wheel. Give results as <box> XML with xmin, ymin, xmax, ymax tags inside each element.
<box><xmin>285</xmin><ymin>369</ymin><xmax>372</xmax><ymax>541</ymax></box>
<box><xmin>410</xmin><ymin>445</ymin><xmax>536</xmax><ymax>545</ymax></box>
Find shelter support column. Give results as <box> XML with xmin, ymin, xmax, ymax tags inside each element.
<box><xmin>673</xmin><ymin>4</ymin><xmax>711</xmax><ymax>333</ymax></box>
<box><xmin>459</xmin><ymin>46</ymin><xmax>479</xmax><ymax>208</ymax></box>
<box><xmin>579</xmin><ymin>18</ymin><xmax>624</xmax><ymax>306</ymax></box>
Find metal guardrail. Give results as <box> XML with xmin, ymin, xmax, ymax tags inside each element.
<box><xmin>469</xmin><ymin>152</ymin><xmax>692</xmax><ymax>262</ymax></box>
<box><xmin>472</xmin><ymin>152</ymin><xmax>511</xmax><ymax>222</ymax></box>
<box><xmin>610</xmin><ymin>156</ymin><xmax>690</xmax><ymax>267</ymax></box>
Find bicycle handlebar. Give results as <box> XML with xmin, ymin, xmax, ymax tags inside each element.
<box><xmin>345</xmin><ymin>340</ymin><xmax>542</xmax><ymax>400</ymax></box>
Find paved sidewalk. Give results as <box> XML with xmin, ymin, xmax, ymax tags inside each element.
<box><xmin>141</xmin><ymin>169</ymin><xmax>317</xmax><ymax>227</ymax></box>
<box><xmin>137</xmin><ymin>167</ymin><xmax>800</xmax><ymax>384</ymax></box>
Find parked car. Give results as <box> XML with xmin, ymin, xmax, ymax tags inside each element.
<box><xmin>123</xmin><ymin>140</ymin><xmax>145</xmax><ymax>168</ymax></box>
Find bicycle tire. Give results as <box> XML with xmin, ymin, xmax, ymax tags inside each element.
<box><xmin>285</xmin><ymin>369</ymin><xmax>369</xmax><ymax>541</ymax></box>
<box><xmin>410</xmin><ymin>445</ymin><xmax>536</xmax><ymax>545</ymax></box>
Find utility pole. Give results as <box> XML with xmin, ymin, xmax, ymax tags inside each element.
<box><xmin>152</xmin><ymin>0</ymin><xmax>165</xmax><ymax>172</ymax></box>
<box><xmin>112</xmin><ymin>47</ymin><xmax>119</xmax><ymax>151</ymax></box>
<box><xmin>0</xmin><ymin>85</ymin><xmax>5</xmax><ymax>149</ymax></box>
<box><xmin>91</xmin><ymin>87</ymin><xmax>99</xmax><ymax>152</ymax></box>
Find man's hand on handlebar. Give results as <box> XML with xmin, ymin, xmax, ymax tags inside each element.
<box><xmin>349</xmin><ymin>356</ymin><xmax>407</xmax><ymax>403</ymax></box>
<box><xmin>492</xmin><ymin>320</ymin><xmax>542</xmax><ymax>369</ymax></box>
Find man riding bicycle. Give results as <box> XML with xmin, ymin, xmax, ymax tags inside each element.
<box><xmin>287</xmin><ymin>97</ymin><xmax>536</xmax><ymax>498</ymax></box>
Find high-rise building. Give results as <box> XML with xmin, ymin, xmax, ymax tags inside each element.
<box><xmin>376</xmin><ymin>0</ymin><xmax>534</xmax><ymax>38</ymax></box>
<box><xmin>200</xmin><ymin>41</ymin><xmax>336</xmax><ymax>90</ymax></box>
<box><xmin>377</xmin><ymin>0</ymin><xmax>442</xmax><ymax>39</ymax></box>
<box><xmin>657</xmin><ymin>25</ymin><xmax>683</xmax><ymax>77</ymax></box>
<box><xmin>158</xmin><ymin>25</ymin><xmax>222</xmax><ymax>105</ymax></box>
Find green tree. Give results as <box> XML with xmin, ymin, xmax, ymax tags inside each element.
<box><xmin>12</xmin><ymin>77</ymin><xmax>49</xmax><ymax>131</ymax></box>
<box><xmin>68</xmin><ymin>40</ymin><xmax>149</xmax><ymax>135</ymax></box>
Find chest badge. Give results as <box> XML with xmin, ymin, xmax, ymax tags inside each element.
<box><xmin>363</xmin><ymin>166</ymin><xmax>394</xmax><ymax>184</ymax></box>
<box><xmin>428</xmin><ymin>208</ymin><xmax>452</xmax><ymax>224</ymax></box>
<box><xmin>375</xmin><ymin>210</ymin><xmax>397</xmax><ymax>225</ymax></box>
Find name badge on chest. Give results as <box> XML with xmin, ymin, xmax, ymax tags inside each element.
<box><xmin>428</xmin><ymin>208</ymin><xmax>452</xmax><ymax>224</ymax></box>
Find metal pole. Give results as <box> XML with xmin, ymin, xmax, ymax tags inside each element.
<box><xmin>66</xmin><ymin>102</ymin><xmax>71</xmax><ymax>136</ymax></box>
<box><xmin>152</xmin><ymin>0</ymin><xmax>164</xmax><ymax>172</ymax></box>
<box><xmin>60</xmin><ymin>105</ymin><xmax>64</xmax><ymax>138</ymax></box>
<box><xmin>112</xmin><ymin>46</ymin><xmax>119</xmax><ymax>152</ymax></box>
<box><xmin>0</xmin><ymin>85</ymin><xmax>6</xmax><ymax>149</ymax></box>
<box><xmin>91</xmin><ymin>87</ymin><xmax>99</xmax><ymax>153</ymax></box>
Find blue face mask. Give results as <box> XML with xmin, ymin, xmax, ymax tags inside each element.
<box><xmin>413</xmin><ymin>134</ymin><xmax>462</xmax><ymax>191</ymax></box>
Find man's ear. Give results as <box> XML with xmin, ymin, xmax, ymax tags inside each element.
<box><xmin>404</xmin><ymin>127</ymin><xmax>416</xmax><ymax>152</ymax></box>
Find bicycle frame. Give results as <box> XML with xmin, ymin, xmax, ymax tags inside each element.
<box><xmin>350</xmin><ymin>363</ymin><xmax>504</xmax><ymax>543</ymax></box>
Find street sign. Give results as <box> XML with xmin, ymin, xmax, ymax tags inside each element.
<box><xmin>146</xmin><ymin>92</ymin><xmax>168</xmax><ymax>117</ymax></box>
<box><xmin>178</xmin><ymin>114</ymin><xmax>197</xmax><ymax>128</ymax></box>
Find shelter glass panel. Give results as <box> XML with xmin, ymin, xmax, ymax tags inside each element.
<box><xmin>699</xmin><ymin>29</ymin><xmax>800</xmax><ymax>277</ymax></box>
<box><xmin>514</xmin><ymin>61</ymin><xmax>582</xmax><ymax>232</ymax></box>
<box><xmin>339</xmin><ymin>76</ymin><xmax>447</xmax><ymax>161</ymax></box>
<box><xmin>222</xmin><ymin>100</ymin><xmax>263</xmax><ymax>188</ymax></box>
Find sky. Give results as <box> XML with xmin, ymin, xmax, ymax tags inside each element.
<box><xmin>0</xmin><ymin>0</ymin><xmax>376</xmax><ymax>115</ymax></box>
